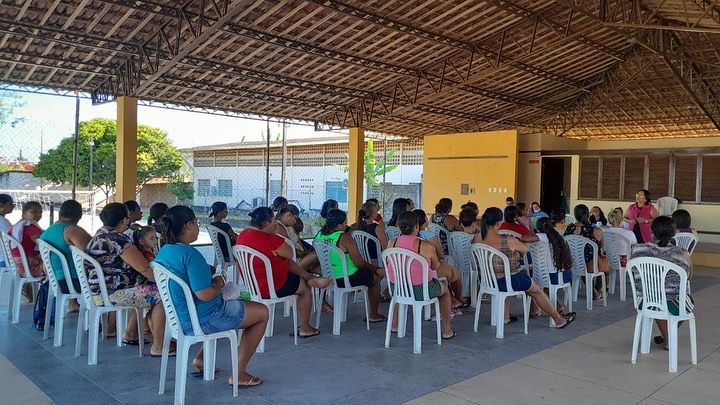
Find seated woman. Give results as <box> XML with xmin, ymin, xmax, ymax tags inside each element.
<box><xmin>271</xmin><ymin>196</ymin><xmax>288</xmax><ymax>213</ymax></box>
<box><xmin>672</xmin><ymin>209</ymin><xmax>696</xmax><ymax>235</ymax></box>
<box><xmin>274</xmin><ymin>206</ymin><xmax>323</xmax><ymax>280</ymax></box>
<box><xmin>350</xmin><ymin>201</ymin><xmax>388</xmax><ymax>264</ymax></box>
<box><xmin>590</xmin><ymin>206</ymin><xmax>608</xmax><ymax>227</ymax></box>
<box><xmin>630</xmin><ymin>216</ymin><xmax>693</xmax><ymax>350</ymax></box>
<box><xmin>606</xmin><ymin>210</ymin><xmax>638</xmax><ymax>246</ymax></box>
<box><xmin>387</xmin><ymin>198</ymin><xmax>410</xmax><ymax>227</ymax></box>
<box><xmin>387</xmin><ymin>211</ymin><xmax>456</xmax><ymax>338</ymax></box>
<box><xmin>39</xmin><ymin>199</ymin><xmax>91</xmax><ymax>311</ymax></box>
<box><xmin>550</xmin><ymin>208</ymin><xmax>567</xmax><ymax>232</ymax></box>
<box><xmin>564</xmin><ymin>204</ymin><xmax>612</xmax><ymax>300</ymax></box>
<box><xmin>237</xmin><ymin>207</ymin><xmax>330</xmax><ymax>337</ymax></box>
<box><xmin>123</xmin><ymin>200</ymin><xmax>143</xmax><ymax>238</ymax></box>
<box><xmin>147</xmin><ymin>202</ymin><xmax>169</xmax><ymax>246</ymax></box>
<box><xmin>209</xmin><ymin>201</ymin><xmax>238</xmax><ymax>263</ymax></box>
<box><xmin>415</xmin><ymin>209</ymin><xmax>468</xmax><ymax>309</ymax></box>
<box><xmin>515</xmin><ymin>202</ymin><xmax>533</xmax><ymax>232</ymax></box>
<box><xmin>499</xmin><ymin>205</ymin><xmax>531</xmax><ymax>236</ymax></box>
<box><xmin>459</xmin><ymin>207</ymin><xmax>479</xmax><ymax>235</ymax></box>
<box><xmin>474</xmin><ymin>207</ymin><xmax>574</xmax><ymax>328</ymax></box>
<box><xmin>319</xmin><ymin>199</ymin><xmax>339</xmax><ymax>227</ymax></box>
<box><xmin>86</xmin><ymin>203</ymin><xmax>167</xmax><ymax>355</ymax></box>
<box><xmin>314</xmin><ymin>209</ymin><xmax>386</xmax><ymax>322</ymax></box>
<box><xmin>155</xmin><ymin>206</ymin><xmax>268</xmax><ymax>386</ymax></box>
<box><xmin>535</xmin><ymin>217</ymin><xmax>574</xmax><ymax>315</ymax></box>
<box><xmin>11</xmin><ymin>201</ymin><xmax>44</xmax><ymax>302</ymax></box>
<box><xmin>365</xmin><ymin>198</ymin><xmax>383</xmax><ymax>223</ymax></box>
<box><xmin>430</xmin><ymin>198</ymin><xmax>462</xmax><ymax>255</ymax></box>
<box><xmin>529</xmin><ymin>201</ymin><xmax>549</xmax><ymax>230</ymax></box>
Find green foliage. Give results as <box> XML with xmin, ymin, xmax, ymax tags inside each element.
<box><xmin>34</xmin><ymin>118</ymin><xmax>183</xmax><ymax>198</ymax></box>
<box><xmin>341</xmin><ymin>139</ymin><xmax>399</xmax><ymax>187</ymax></box>
<box><xmin>167</xmin><ymin>176</ymin><xmax>194</xmax><ymax>202</ymax></box>
<box><xmin>0</xmin><ymin>91</ymin><xmax>26</xmax><ymax>130</ymax></box>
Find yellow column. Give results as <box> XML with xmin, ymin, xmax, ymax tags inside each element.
<box><xmin>347</xmin><ymin>127</ymin><xmax>365</xmax><ymax>218</ymax></box>
<box><xmin>116</xmin><ymin>96</ymin><xmax>138</xmax><ymax>202</ymax></box>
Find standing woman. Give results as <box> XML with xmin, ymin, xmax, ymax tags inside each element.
<box><xmin>155</xmin><ymin>206</ymin><xmax>268</xmax><ymax>385</ymax></box>
<box><xmin>625</xmin><ymin>189</ymin><xmax>658</xmax><ymax>243</ymax></box>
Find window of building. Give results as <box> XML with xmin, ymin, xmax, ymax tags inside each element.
<box><xmin>325</xmin><ymin>181</ymin><xmax>347</xmax><ymax>203</ymax></box>
<box><xmin>702</xmin><ymin>155</ymin><xmax>720</xmax><ymax>203</ymax></box>
<box><xmin>579</xmin><ymin>157</ymin><xmax>599</xmax><ymax>199</ymax></box>
<box><xmin>197</xmin><ymin>179</ymin><xmax>211</xmax><ymax>196</ymax></box>
<box><xmin>217</xmin><ymin>179</ymin><xmax>232</xmax><ymax>197</ymax></box>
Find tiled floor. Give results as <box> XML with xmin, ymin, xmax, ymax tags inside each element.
<box><xmin>0</xmin><ymin>269</ymin><xmax>717</xmax><ymax>404</ymax></box>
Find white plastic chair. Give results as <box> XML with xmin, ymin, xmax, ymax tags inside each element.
<box><xmin>381</xmin><ymin>247</ymin><xmax>441</xmax><ymax>354</ymax></box>
<box><xmin>385</xmin><ymin>226</ymin><xmax>401</xmax><ymax>241</ymax></box>
<box><xmin>656</xmin><ymin>197</ymin><xmax>678</xmax><ymax>217</ymax></box>
<box><xmin>471</xmin><ymin>243</ymin><xmax>530</xmax><ymax>338</ymax></box>
<box><xmin>1</xmin><ymin>232</ymin><xmax>44</xmax><ymax>324</ymax></box>
<box><xmin>565</xmin><ymin>214</ymin><xmax>576</xmax><ymax>225</ymax></box>
<box><xmin>351</xmin><ymin>230</ymin><xmax>382</xmax><ymax>267</ymax></box>
<box><xmin>313</xmin><ymin>239</ymin><xmax>370</xmax><ymax>335</ymax></box>
<box><xmin>603</xmin><ymin>231</ymin><xmax>633</xmax><ymax>301</ymax></box>
<box><xmin>151</xmin><ymin>262</ymin><xmax>238</xmax><ymax>404</ymax></box>
<box><xmin>498</xmin><ymin>229</ymin><xmax>530</xmax><ymax>272</ymax></box>
<box><xmin>37</xmin><ymin>240</ymin><xmax>83</xmax><ymax>347</ymax></box>
<box><xmin>527</xmin><ymin>240</ymin><xmax>572</xmax><ymax>327</ymax></box>
<box><xmin>232</xmin><ymin>245</ymin><xmax>297</xmax><ymax>353</ymax></box>
<box><xmin>672</xmin><ymin>232</ymin><xmax>698</xmax><ymax>255</ymax></box>
<box><xmin>0</xmin><ymin>245</ymin><xmax>14</xmax><ymax>309</ymax></box>
<box><xmin>565</xmin><ymin>235</ymin><xmax>607</xmax><ymax>311</ymax></box>
<box><xmin>206</xmin><ymin>225</ymin><xmax>235</xmax><ymax>282</ymax></box>
<box><xmin>69</xmin><ymin>246</ymin><xmax>145</xmax><ymax>365</ymax></box>
<box><xmin>449</xmin><ymin>231</ymin><xmax>474</xmax><ymax>302</ymax></box>
<box><xmin>628</xmin><ymin>257</ymin><xmax>696</xmax><ymax>373</ymax></box>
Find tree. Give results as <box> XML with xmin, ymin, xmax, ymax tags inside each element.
<box><xmin>0</xmin><ymin>91</ymin><xmax>25</xmax><ymax>130</ymax></box>
<box><xmin>167</xmin><ymin>175</ymin><xmax>194</xmax><ymax>204</ymax></box>
<box><xmin>341</xmin><ymin>139</ymin><xmax>399</xmax><ymax>187</ymax></box>
<box><xmin>34</xmin><ymin>118</ymin><xmax>183</xmax><ymax>200</ymax></box>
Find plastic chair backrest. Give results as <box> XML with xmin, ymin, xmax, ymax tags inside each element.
<box><xmin>381</xmin><ymin>247</ymin><xmax>432</xmax><ymax>301</ymax></box>
<box><xmin>527</xmin><ymin>240</ymin><xmax>552</xmax><ymax>288</ymax></box>
<box><xmin>672</xmin><ymin>232</ymin><xmax>698</xmax><ymax>255</ymax></box>
<box><xmin>565</xmin><ymin>235</ymin><xmax>598</xmax><ymax>275</ymax></box>
<box><xmin>206</xmin><ymin>225</ymin><xmax>233</xmax><ymax>267</ymax></box>
<box><xmin>351</xmin><ymin>230</ymin><xmax>381</xmax><ymax>264</ymax></box>
<box><xmin>656</xmin><ymin>197</ymin><xmax>678</xmax><ymax>217</ymax></box>
<box><xmin>427</xmin><ymin>223</ymin><xmax>443</xmax><ymax>239</ymax></box>
<box><xmin>281</xmin><ymin>236</ymin><xmax>297</xmax><ymax>262</ymax></box>
<box><xmin>69</xmin><ymin>246</ymin><xmax>113</xmax><ymax>307</ymax></box>
<box><xmin>312</xmin><ymin>239</ymin><xmax>351</xmax><ymax>287</ymax></box>
<box><xmin>385</xmin><ymin>226</ymin><xmax>401</xmax><ymax>241</ymax></box>
<box><xmin>627</xmin><ymin>257</ymin><xmax>689</xmax><ymax>318</ymax></box>
<box><xmin>449</xmin><ymin>231</ymin><xmax>473</xmax><ymax>274</ymax></box>
<box><xmin>151</xmin><ymin>262</ymin><xmax>205</xmax><ymax>337</ymax></box>
<box><xmin>565</xmin><ymin>214</ymin><xmax>576</xmax><ymax>225</ymax></box>
<box><xmin>232</xmin><ymin>245</ymin><xmax>280</xmax><ymax>300</ymax></box>
<box><xmin>470</xmin><ymin>243</ymin><xmax>513</xmax><ymax>292</ymax></box>
<box><xmin>37</xmin><ymin>240</ymin><xmax>78</xmax><ymax>295</ymax></box>
<box><xmin>498</xmin><ymin>229</ymin><xmax>521</xmax><ymax>239</ymax></box>
<box><xmin>602</xmin><ymin>231</ymin><xmax>629</xmax><ymax>271</ymax></box>
<box><xmin>1</xmin><ymin>232</ymin><xmax>31</xmax><ymax>279</ymax></box>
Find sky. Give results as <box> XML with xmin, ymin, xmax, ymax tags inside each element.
<box><xmin>0</xmin><ymin>89</ymin><xmax>346</xmax><ymax>162</ymax></box>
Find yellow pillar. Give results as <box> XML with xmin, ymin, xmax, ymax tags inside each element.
<box><xmin>347</xmin><ymin>127</ymin><xmax>365</xmax><ymax>218</ymax></box>
<box><xmin>116</xmin><ymin>96</ymin><xmax>137</xmax><ymax>202</ymax></box>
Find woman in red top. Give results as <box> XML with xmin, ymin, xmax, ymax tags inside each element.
<box><xmin>625</xmin><ymin>189</ymin><xmax>658</xmax><ymax>243</ymax></box>
<box><xmin>499</xmin><ymin>205</ymin><xmax>531</xmax><ymax>236</ymax></box>
<box><xmin>236</xmin><ymin>207</ymin><xmax>331</xmax><ymax>338</ymax></box>
<box><xmin>11</xmin><ymin>201</ymin><xmax>44</xmax><ymax>302</ymax></box>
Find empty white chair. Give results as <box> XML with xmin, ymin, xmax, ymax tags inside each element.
<box><xmin>207</xmin><ymin>225</ymin><xmax>235</xmax><ymax>282</ymax></box>
<box><xmin>385</xmin><ymin>226</ymin><xmax>401</xmax><ymax>241</ymax></box>
<box><xmin>656</xmin><ymin>197</ymin><xmax>678</xmax><ymax>217</ymax></box>
<box><xmin>471</xmin><ymin>243</ymin><xmax>530</xmax><ymax>339</ymax></box>
<box><xmin>69</xmin><ymin>246</ymin><xmax>144</xmax><ymax>365</ymax></box>
<box><xmin>603</xmin><ymin>231</ymin><xmax>633</xmax><ymax>301</ymax></box>
<box><xmin>672</xmin><ymin>232</ymin><xmax>698</xmax><ymax>255</ymax></box>
<box><xmin>382</xmin><ymin>247</ymin><xmax>441</xmax><ymax>354</ymax></box>
<box><xmin>1</xmin><ymin>232</ymin><xmax>44</xmax><ymax>324</ymax></box>
<box><xmin>449</xmin><ymin>231</ymin><xmax>474</xmax><ymax>302</ymax></box>
<box><xmin>527</xmin><ymin>240</ymin><xmax>572</xmax><ymax>327</ymax></box>
<box><xmin>152</xmin><ymin>262</ymin><xmax>238</xmax><ymax>404</ymax></box>
<box><xmin>628</xmin><ymin>257</ymin><xmax>696</xmax><ymax>373</ymax></box>
<box><xmin>232</xmin><ymin>245</ymin><xmax>297</xmax><ymax>353</ymax></box>
<box><xmin>565</xmin><ymin>235</ymin><xmax>607</xmax><ymax>310</ymax></box>
<box><xmin>37</xmin><ymin>240</ymin><xmax>83</xmax><ymax>346</ymax></box>
<box><xmin>313</xmin><ymin>239</ymin><xmax>370</xmax><ymax>335</ymax></box>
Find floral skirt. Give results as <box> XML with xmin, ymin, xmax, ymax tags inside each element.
<box><xmin>93</xmin><ymin>283</ymin><xmax>160</xmax><ymax>308</ymax></box>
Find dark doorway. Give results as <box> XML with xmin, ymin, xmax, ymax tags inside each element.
<box><xmin>541</xmin><ymin>157</ymin><xmax>569</xmax><ymax>213</ymax></box>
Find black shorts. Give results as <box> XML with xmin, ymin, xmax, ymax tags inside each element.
<box><xmin>336</xmin><ymin>268</ymin><xmax>375</xmax><ymax>288</ymax></box>
<box><xmin>59</xmin><ymin>278</ymin><xmax>81</xmax><ymax>294</ymax></box>
<box><xmin>275</xmin><ymin>272</ymin><xmax>301</xmax><ymax>298</ymax></box>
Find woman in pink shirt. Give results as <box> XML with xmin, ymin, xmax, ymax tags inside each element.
<box><xmin>387</xmin><ymin>211</ymin><xmax>455</xmax><ymax>339</ymax></box>
<box><xmin>625</xmin><ymin>189</ymin><xmax>658</xmax><ymax>243</ymax></box>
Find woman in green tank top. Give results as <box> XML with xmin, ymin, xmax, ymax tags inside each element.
<box><xmin>314</xmin><ymin>209</ymin><xmax>386</xmax><ymax>322</ymax></box>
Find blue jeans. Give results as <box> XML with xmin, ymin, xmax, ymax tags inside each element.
<box><xmin>183</xmin><ymin>299</ymin><xmax>245</xmax><ymax>335</ymax></box>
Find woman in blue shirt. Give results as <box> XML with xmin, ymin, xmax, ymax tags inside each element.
<box><xmin>155</xmin><ymin>206</ymin><xmax>268</xmax><ymax>387</ymax></box>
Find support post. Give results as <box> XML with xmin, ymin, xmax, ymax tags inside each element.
<box><xmin>347</xmin><ymin>127</ymin><xmax>365</xmax><ymax>218</ymax></box>
<box><xmin>116</xmin><ymin>96</ymin><xmax>138</xmax><ymax>202</ymax></box>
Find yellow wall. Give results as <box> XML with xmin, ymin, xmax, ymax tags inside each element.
<box><xmin>517</xmin><ymin>152</ymin><xmax>541</xmax><ymax>205</ymax></box>
<box><xmin>423</xmin><ymin>130</ymin><xmax>518</xmax><ymax>214</ymax></box>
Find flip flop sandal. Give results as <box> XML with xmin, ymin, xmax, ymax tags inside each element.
<box><xmin>122</xmin><ymin>338</ymin><xmax>152</xmax><ymax>346</ymax></box>
<box><xmin>442</xmin><ymin>330</ymin><xmax>457</xmax><ymax>340</ymax></box>
<box><xmin>557</xmin><ymin>313</ymin><xmax>576</xmax><ymax>329</ymax></box>
<box><xmin>229</xmin><ymin>376</ymin><xmax>263</xmax><ymax>387</ymax></box>
<box><xmin>363</xmin><ymin>316</ymin><xmax>387</xmax><ymax>323</ymax></box>
<box><xmin>289</xmin><ymin>329</ymin><xmax>321</xmax><ymax>338</ymax></box>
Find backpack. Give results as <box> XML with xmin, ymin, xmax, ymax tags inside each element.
<box><xmin>33</xmin><ymin>281</ymin><xmax>55</xmax><ymax>331</ymax></box>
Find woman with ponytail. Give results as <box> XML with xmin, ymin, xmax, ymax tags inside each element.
<box><xmin>209</xmin><ymin>201</ymin><xmax>238</xmax><ymax>262</ymax></box>
<box><xmin>564</xmin><ymin>204</ymin><xmax>611</xmax><ymax>300</ymax></box>
<box><xmin>350</xmin><ymin>201</ymin><xmax>388</xmax><ymax>261</ymax></box>
<box><xmin>474</xmin><ymin>207</ymin><xmax>575</xmax><ymax>328</ymax></box>
<box><xmin>155</xmin><ymin>206</ymin><xmax>268</xmax><ymax>386</ymax></box>
<box><xmin>630</xmin><ymin>216</ymin><xmax>693</xmax><ymax>350</ymax></box>
<box><xmin>315</xmin><ymin>209</ymin><xmax>386</xmax><ymax>322</ymax></box>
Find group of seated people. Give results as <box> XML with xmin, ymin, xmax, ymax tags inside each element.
<box><xmin>0</xmin><ymin>186</ymin><xmax>699</xmax><ymax>387</ymax></box>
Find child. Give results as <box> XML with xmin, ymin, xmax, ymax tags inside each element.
<box><xmin>11</xmin><ymin>201</ymin><xmax>44</xmax><ymax>302</ymax></box>
<box><xmin>135</xmin><ymin>226</ymin><xmax>159</xmax><ymax>262</ymax></box>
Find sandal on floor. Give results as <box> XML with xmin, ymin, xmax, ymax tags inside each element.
<box><xmin>289</xmin><ymin>328</ymin><xmax>321</xmax><ymax>338</ymax></box>
<box><xmin>556</xmin><ymin>313</ymin><xmax>576</xmax><ymax>329</ymax></box>
<box><xmin>654</xmin><ymin>335</ymin><xmax>665</xmax><ymax>345</ymax></box>
<box><xmin>122</xmin><ymin>338</ymin><xmax>151</xmax><ymax>346</ymax></box>
<box><xmin>442</xmin><ymin>330</ymin><xmax>457</xmax><ymax>340</ymax></box>
<box><xmin>363</xmin><ymin>316</ymin><xmax>387</xmax><ymax>323</ymax></box>
<box><xmin>228</xmin><ymin>375</ymin><xmax>263</xmax><ymax>387</ymax></box>
<box><xmin>150</xmin><ymin>342</ymin><xmax>176</xmax><ymax>357</ymax></box>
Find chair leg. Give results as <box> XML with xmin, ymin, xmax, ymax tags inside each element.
<box><xmin>43</xmin><ymin>290</ymin><xmax>53</xmax><ymax>340</ymax></box>
<box><xmin>89</xmin><ymin>311</ymin><xmax>101</xmax><ymax>365</ymax></box>
<box><xmin>292</xmin><ymin>298</ymin><xmax>298</xmax><ymax>345</ymax></box>
<box><xmin>549</xmin><ymin>288</ymin><xmax>557</xmax><ymax>328</ymax></box>
<box><xmin>229</xmin><ymin>334</ymin><xmax>239</xmax><ymax>398</ymax></box>
<box><xmin>565</xmin><ymin>286</ymin><xmax>573</xmax><ymax>313</ymax></box>
<box><xmin>384</xmin><ymin>298</ymin><xmax>395</xmax><ymax>348</ymax></box>
<box><xmin>601</xmin><ymin>274</ymin><xmax>607</xmax><ymax>307</ymax></box>
<box><xmin>54</xmin><ymin>294</ymin><xmax>67</xmax><ymax>347</ymax></box>
<box><xmin>342</xmin><ymin>292</ymin><xmax>348</xmax><ymax>322</ymax></box>
<box><xmin>412</xmin><ymin>305</ymin><xmax>423</xmax><ymax>354</ymax></box>
<box><xmin>175</xmin><ymin>339</ymin><xmax>189</xmax><ymax>405</ymax></box>
<box><xmin>266</xmin><ymin>303</ymin><xmax>276</xmax><ymax>337</ymax></box>
<box><xmin>314</xmin><ymin>288</ymin><xmax>325</xmax><ymax>329</ymax></box>
<box><xmin>283</xmin><ymin>300</ymin><xmax>290</xmax><ymax>317</ymax></box>
<box><xmin>668</xmin><ymin>319</ymin><xmax>678</xmax><ymax>373</ymax></box>
<box><xmin>495</xmin><ymin>297</ymin><xmax>505</xmax><ymax>339</ymax></box>
<box><xmin>434</xmin><ymin>301</ymin><xmax>441</xmax><ymax>346</ymax></box>
<box><xmin>689</xmin><ymin>318</ymin><xmax>697</xmax><ymax>365</ymax></box>
<box><xmin>473</xmin><ymin>292</ymin><xmax>483</xmax><ymax>332</ymax></box>
<box><xmin>398</xmin><ymin>304</ymin><xmax>407</xmax><ymax>338</ymax></box>
<box><xmin>203</xmin><ymin>340</ymin><xmax>217</xmax><ymax>381</ymax></box>
<box><xmin>6</xmin><ymin>276</ymin><xmax>14</xmax><ymax>321</ymax></box>
<box><xmin>572</xmin><ymin>276</ymin><xmax>580</xmax><ymax>302</ymax></box>
<box><xmin>490</xmin><ymin>295</ymin><xmax>497</xmax><ymax>327</ymax></box>
<box><xmin>522</xmin><ymin>294</ymin><xmax>529</xmax><ymax>335</ymax></box>
<box><xmin>585</xmin><ymin>276</ymin><xmax>593</xmax><ymax>311</ymax></box>
<box><xmin>640</xmin><ymin>316</ymin><xmax>653</xmax><ymax>354</ymax></box>
<box><xmin>619</xmin><ymin>267</ymin><xmax>627</xmax><ymax>302</ymax></box>
<box><xmin>470</xmin><ymin>273</ymin><xmax>478</xmax><ymax>308</ymax></box>
<box><xmin>631</xmin><ymin>314</ymin><xmax>643</xmax><ymax>364</ymax></box>
<box><xmin>75</xmin><ymin>308</ymin><xmax>85</xmax><ymax>358</ymax></box>
<box><xmin>608</xmin><ymin>269</ymin><xmax>617</xmax><ymax>295</ymax></box>
<box><xmin>363</xmin><ymin>289</ymin><xmax>370</xmax><ymax>331</ymax></box>
<box><xmin>116</xmin><ymin>310</ymin><xmax>125</xmax><ymax>347</ymax></box>
<box><xmin>159</xmin><ymin>322</ymin><xmax>172</xmax><ymax>394</ymax></box>
<box><xmin>12</xmin><ymin>279</ymin><xmax>23</xmax><ymax>324</ymax></box>
<box><xmin>136</xmin><ymin>308</ymin><xmax>144</xmax><ymax>357</ymax></box>
<box><xmin>332</xmin><ymin>290</ymin><xmax>342</xmax><ymax>336</ymax></box>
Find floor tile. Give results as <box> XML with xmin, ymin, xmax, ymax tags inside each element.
<box><xmin>652</xmin><ymin>367</ymin><xmax>720</xmax><ymax>405</ymax></box>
